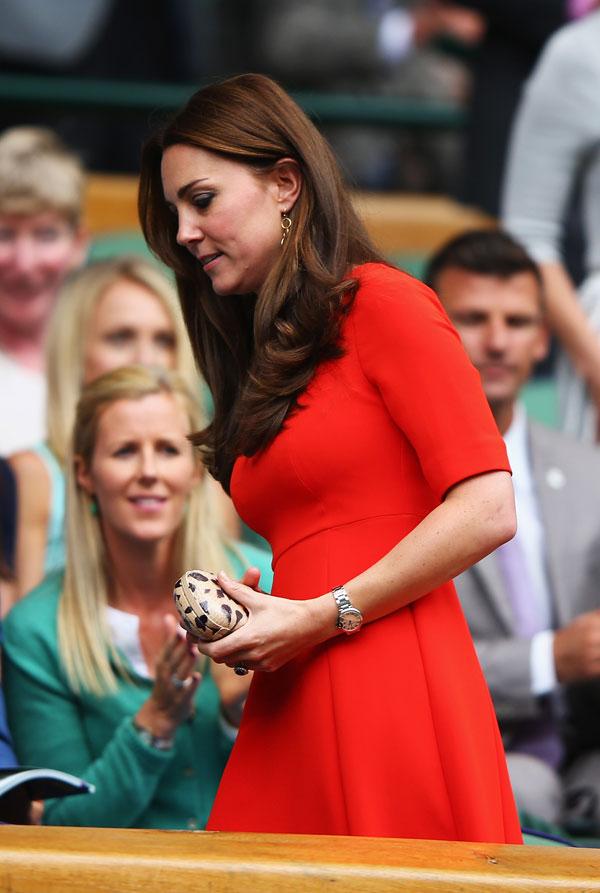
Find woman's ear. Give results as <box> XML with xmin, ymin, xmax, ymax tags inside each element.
<box><xmin>272</xmin><ymin>158</ymin><xmax>302</xmax><ymax>212</ymax></box>
<box><xmin>75</xmin><ymin>455</ymin><xmax>94</xmax><ymax>496</ymax></box>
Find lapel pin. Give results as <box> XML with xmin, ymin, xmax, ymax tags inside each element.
<box><xmin>546</xmin><ymin>467</ymin><xmax>566</xmax><ymax>490</ymax></box>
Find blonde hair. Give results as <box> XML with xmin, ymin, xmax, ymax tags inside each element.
<box><xmin>46</xmin><ymin>255</ymin><xmax>199</xmax><ymax>464</ymax></box>
<box><xmin>0</xmin><ymin>126</ymin><xmax>84</xmax><ymax>224</ymax></box>
<box><xmin>58</xmin><ymin>365</ymin><xmax>237</xmax><ymax>695</ymax></box>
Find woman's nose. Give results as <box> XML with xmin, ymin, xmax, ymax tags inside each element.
<box><xmin>138</xmin><ymin>447</ymin><xmax>158</xmax><ymax>480</ymax></box>
<box><xmin>176</xmin><ymin>211</ymin><xmax>202</xmax><ymax>247</ymax></box>
<box><xmin>134</xmin><ymin>340</ymin><xmax>160</xmax><ymax>368</ymax></box>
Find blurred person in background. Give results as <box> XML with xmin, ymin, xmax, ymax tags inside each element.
<box><xmin>0</xmin><ymin>458</ymin><xmax>17</xmax><ymax>607</ymax></box>
<box><xmin>429</xmin><ymin>229</ymin><xmax>600</xmax><ymax>834</ymax></box>
<box><xmin>502</xmin><ymin>8</ymin><xmax>600</xmax><ymax>442</ymax></box>
<box><xmin>0</xmin><ymin>127</ymin><xmax>87</xmax><ymax>456</ymax></box>
<box><xmin>254</xmin><ymin>0</ymin><xmax>484</xmax><ymax>192</ymax></box>
<box><xmin>0</xmin><ymin>1</ymin><xmax>249</xmax><ymax>173</ymax></box>
<box><xmin>449</xmin><ymin>0</ymin><xmax>575</xmax><ymax>216</ymax></box>
<box><xmin>2</xmin><ymin>365</ymin><xmax>272</xmax><ymax>829</ymax></box>
<box><xmin>7</xmin><ymin>256</ymin><xmax>204</xmax><ymax>607</ymax></box>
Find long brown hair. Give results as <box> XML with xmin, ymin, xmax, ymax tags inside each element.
<box><xmin>139</xmin><ymin>73</ymin><xmax>384</xmax><ymax>490</ymax></box>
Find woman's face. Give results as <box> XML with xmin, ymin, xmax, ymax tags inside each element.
<box><xmin>83</xmin><ymin>278</ymin><xmax>177</xmax><ymax>383</ymax></box>
<box><xmin>77</xmin><ymin>392</ymin><xmax>200</xmax><ymax>546</ymax></box>
<box><xmin>161</xmin><ymin>145</ymin><xmax>287</xmax><ymax>296</ymax></box>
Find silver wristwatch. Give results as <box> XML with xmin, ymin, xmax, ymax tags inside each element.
<box><xmin>132</xmin><ymin>720</ymin><xmax>174</xmax><ymax>751</ymax></box>
<box><xmin>331</xmin><ymin>585</ymin><xmax>363</xmax><ymax>634</ymax></box>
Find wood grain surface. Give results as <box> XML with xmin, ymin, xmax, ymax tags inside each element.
<box><xmin>1</xmin><ymin>826</ymin><xmax>599</xmax><ymax>892</ymax></box>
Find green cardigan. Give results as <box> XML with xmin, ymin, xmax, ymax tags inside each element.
<box><xmin>2</xmin><ymin>542</ymin><xmax>272</xmax><ymax>830</ymax></box>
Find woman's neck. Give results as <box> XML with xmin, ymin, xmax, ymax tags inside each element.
<box><xmin>103</xmin><ymin>527</ymin><xmax>178</xmax><ymax>614</ymax></box>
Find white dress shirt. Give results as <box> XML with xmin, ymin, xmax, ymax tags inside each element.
<box><xmin>503</xmin><ymin>404</ymin><xmax>557</xmax><ymax>695</ymax></box>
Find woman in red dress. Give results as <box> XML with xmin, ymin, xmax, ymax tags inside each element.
<box><xmin>139</xmin><ymin>74</ymin><xmax>522</xmax><ymax>843</ymax></box>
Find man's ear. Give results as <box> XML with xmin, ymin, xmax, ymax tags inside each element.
<box><xmin>272</xmin><ymin>158</ymin><xmax>302</xmax><ymax>212</ymax></box>
<box><xmin>75</xmin><ymin>455</ymin><xmax>94</xmax><ymax>496</ymax></box>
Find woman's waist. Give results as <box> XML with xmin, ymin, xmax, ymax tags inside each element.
<box><xmin>271</xmin><ymin>512</ymin><xmax>423</xmax><ymax>598</ymax></box>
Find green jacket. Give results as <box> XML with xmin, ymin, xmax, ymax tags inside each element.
<box><xmin>2</xmin><ymin>542</ymin><xmax>272</xmax><ymax>829</ymax></box>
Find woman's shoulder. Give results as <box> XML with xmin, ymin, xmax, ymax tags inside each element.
<box><xmin>349</xmin><ymin>262</ymin><xmax>450</xmax><ymax>330</ymax></box>
<box><xmin>3</xmin><ymin>572</ymin><xmax>62</xmax><ymax>640</ymax></box>
<box><xmin>352</xmin><ymin>262</ymin><xmax>437</xmax><ymax>301</ymax></box>
<box><xmin>8</xmin><ymin>445</ymin><xmax>52</xmax><ymax>514</ymax></box>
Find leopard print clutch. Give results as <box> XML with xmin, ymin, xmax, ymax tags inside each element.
<box><xmin>173</xmin><ymin>569</ymin><xmax>248</xmax><ymax>641</ymax></box>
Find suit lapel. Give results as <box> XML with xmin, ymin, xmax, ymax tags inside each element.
<box><xmin>471</xmin><ymin>552</ymin><xmax>515</xmax><ymax>632</ymax></box>
<box><xmin>529</xmin><ymin>422</ymin><xmax>571</xmax><ymax>627</ymax></box>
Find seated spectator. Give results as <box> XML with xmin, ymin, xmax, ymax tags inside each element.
<box><xmin>427</xmin><ymin>229</ymin><xmax>600</xmax><ymax>833</ymax></box>
<box><xmin>2</xmin><ymin>365</ymin><xmax>272</xmax><ymax>829</ymax></box>
<box><xmin>0</xmin><ymin>686</ymin><xmax>15</xmax><ymax>769</ymax></box>
<box><xmin>0</xmin><ymin>127</ymin><xmax>88</xmax><ymax>455</ymax></box>
<box><xmin>7</xmin><ymin>256</ymin><xmax>203</xmax><ymax>606</ymax></box>
<box><xmin>0</xmin><ymin>458</ymin><xmax>17</xmax><ymax>609</ymax></box>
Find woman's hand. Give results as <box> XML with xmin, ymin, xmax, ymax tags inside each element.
<box><xmin>135</xmin><ymin>615</ymin><xmax>202</xmax><ymax>739</ymax></box>
<box><xmin>189</xmin><ymin>571</ymin><xmax>337</xmax><ymax>673</ymax></box>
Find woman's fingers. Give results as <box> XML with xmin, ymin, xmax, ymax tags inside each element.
<box><xmin>217</xmin><ymin>570</ymin><xmax>261</xmax><ymax>608</ymax></box>
<box><xmin>239</xmin><ymin>565</ymin><xmax>261</xmax><ymax>590</ymax></box>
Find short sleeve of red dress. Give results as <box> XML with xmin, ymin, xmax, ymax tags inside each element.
<box><xmin>351</xmin><ymin>264</ymin><xmax>510</xmax><ymax>500</ymax></box>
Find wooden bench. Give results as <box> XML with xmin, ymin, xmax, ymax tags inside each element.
<box><xmin>1</xmin><ymin>826</ymin><xmax>599</xmax><ymax>892</ymax></box>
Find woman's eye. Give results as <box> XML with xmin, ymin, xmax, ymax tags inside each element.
<box><xmin>113</xmin><ymin>444</ymin><xmax>136</xmax><ymax>457</ymax></box>
<box><xmin>192</xmin><ymin>192</ymin><xmax>214</xmax><ymax>210</ymax></box>
<box><xmin>105</xmin><ymin>330</ymin><xmax>133</xmax><ymax>345</ymax></box>
<box><xmin>155</xmin><ymin>332</ymin><xmax>176</xmax><ymax>350</ymax></box>
<box><xmin>159</xmin><ymin>442</ymin><xmax>180</xmax><ymax>455</ymax></box>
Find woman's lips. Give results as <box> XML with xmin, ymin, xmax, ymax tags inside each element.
<box><xmin>200</xmin><ymin>252</ymin><xmax>222</xmax><ymax>271</ymax></box>
<box><xmin>128</xmin><ymin>496</ymin><xmax>167</xmax><ymax>512</ymax></box>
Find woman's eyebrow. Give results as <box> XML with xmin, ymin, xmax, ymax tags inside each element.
<box><xmin>177</xmin><ymin>178</ymin><xmax>209</xmax><ymax>200</ymax></box>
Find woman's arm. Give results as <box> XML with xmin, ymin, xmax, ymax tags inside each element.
<box><xmin>8</xmin><ymin>450</ymin><xmax>51</xmax><ymax>606</ymax></box>
<box><xmin>2</xmin><ymin>608</ymin><xmax>198</xmax><ymax>827</ymax></box>
<box><xmin>193</xmin><ymin>469</ymin><xmax>515</xmax><ymax>673</ymax></box>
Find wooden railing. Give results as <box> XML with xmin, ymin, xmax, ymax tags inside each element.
<box><xmin>1</xmin><ymin>826</ymin><xmax>599</xmax><ymax>892</ymax></box>
<box><xmin>0</xmin><ymin>73</ymin><xmax>464</xmax><ymax>129</ymax></box>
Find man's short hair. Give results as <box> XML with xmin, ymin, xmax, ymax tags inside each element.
<box><xmin>425</xmin><ymin>228</ymin><xmax>543</xmax><ymax>294</ymax></box>
<box><xmin>0</xmin><ymin>127</ymin><xmax>85</xmax><ymax>226</ymax></box>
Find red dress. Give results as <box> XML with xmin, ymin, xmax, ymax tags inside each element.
<box><xmin>208</xmin><ymin>264</ymin><xmax>522</xmax><ymax>843</ymax></box>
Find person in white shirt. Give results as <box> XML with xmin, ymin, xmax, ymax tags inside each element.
<box><xmin>0</xmin><ymin>127</ymin><xmax>88</xmax><ymax>455</ymax></box>
<box><xmin>427</xmin><ymin>228</ymin><xmax>600</xmax><ymax>832</ymax></box>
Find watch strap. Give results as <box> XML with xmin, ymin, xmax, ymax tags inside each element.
<box><xmin>331</xmin><ymin>585</ymin><xmax>363</xmax><ymax>631</ymax></box>
<box><xmin>132</xmin><ymin>720</ymin><xmax>175</xmax><ymax>751</ymax></box>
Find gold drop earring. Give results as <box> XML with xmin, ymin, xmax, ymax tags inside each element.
<box><xmin>280</xmin><ymin>210</ymin><xmax>292</xmax><ymax>246</ymax></box>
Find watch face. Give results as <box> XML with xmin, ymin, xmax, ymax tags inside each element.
<box><xmin>339</xmin><ymin>609</ymin><xmax>362</xmax><ymax>632</ymax></box>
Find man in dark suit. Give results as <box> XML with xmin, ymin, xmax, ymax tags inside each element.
<box><xmin>427</xmin><ymin>229</ymin><xmax>600</xmax><ymax>831</ymax></box>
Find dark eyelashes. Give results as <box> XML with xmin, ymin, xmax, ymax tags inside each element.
<box><xmin>192</xmin><ymin>193</ymin><xmax>214</xmax><ymax>209</ymax></box>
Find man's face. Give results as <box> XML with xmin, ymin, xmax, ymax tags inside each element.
<box><xmin>436</xmin><ymin>267</ymin><xmax>548</xmax><ymax>408</ymax></box>
<box><xmin>0</xmin><ymin>211</ymin><xmax>87</xmax><ymax>336</ymax></box>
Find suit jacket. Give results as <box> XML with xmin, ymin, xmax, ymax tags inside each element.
<box><xmin>455</xmin><ymin>420</ymin><xmax>600</xmax><ymax>754</ymax></box>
